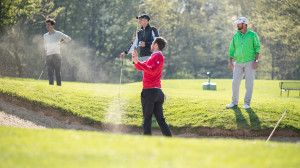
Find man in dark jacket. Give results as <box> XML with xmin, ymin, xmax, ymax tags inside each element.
<box><xmin>120</xmin><ymin>14</ymin><xmax>160</xmax><ymax>63</ymax></box>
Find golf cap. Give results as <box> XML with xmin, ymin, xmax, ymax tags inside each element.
<box><xmin>136</xmin><ymin>14</ymin><xmax>150</xmax><ymax>21</ymax></box>
<box><xmin>234</xmin><ymin>17</ymin><xmax>248</xmax><ymax>25</ymax></box>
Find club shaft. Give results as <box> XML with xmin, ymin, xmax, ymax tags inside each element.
<box><xmin>118</xmin><ymin>59</ymin><xmax>123</xmax><ymax>98</ymax></box>
<box><xmin>38</xmin><ymin>63</ymin><xmax>46</xmax><ymax>80</ymax></box>
<box><xmin>38</xmin><ymin>70</ymin><xmax>44</xmax><ymax>80</ymax></box>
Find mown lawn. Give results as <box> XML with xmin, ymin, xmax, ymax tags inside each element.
<box><xmin>0</xmin><ymin>126</ymin><xmax>299</xmax><ymax>168</ymax></box>
<box><xmin>0</xmin><ymin>77</ymin><xmax>299</xmax><ymax>132</ymax></box>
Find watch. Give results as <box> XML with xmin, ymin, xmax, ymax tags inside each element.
<box><xmin>255</xmin><ymin>60</ymin><xmax>259</xmax><ymax>63</ymax></box>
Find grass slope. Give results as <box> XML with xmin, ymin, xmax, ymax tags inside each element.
<box><xmin>0</xmin><ymin>77</ymin><xmax>299</xmax><ymax>132</ymax></box>
<box><xmin>0</xmin><ymin>126</ymin><xmax>299</xmax><ymax>168</ymax></box>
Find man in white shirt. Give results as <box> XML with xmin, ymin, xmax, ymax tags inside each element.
<box><xmin>43</xmin><ymin>18</ymin><xmax>71</xmax><ymax>86</ymax></box>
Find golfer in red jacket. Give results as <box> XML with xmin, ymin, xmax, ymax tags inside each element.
<box><xmin>132</xmin><ymin>37</ymin><xmax>172</xmax><ymax>137</ymax></box>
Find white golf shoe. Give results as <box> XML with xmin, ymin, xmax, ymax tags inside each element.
<box><xmin>226</xmin><ymin>103</ymin><xmax>237</xmax><ymax>109</ymax></box>
<box><xmin>243</xmin><ymin>104</ymin><xmax>250</xmax><ymax>109</ymax></box>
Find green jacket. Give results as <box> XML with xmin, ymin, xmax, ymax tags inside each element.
<box><xmin>229</xmin><ymin>29</ymin><xmax>260</xmax><ymax>63</ymax></box>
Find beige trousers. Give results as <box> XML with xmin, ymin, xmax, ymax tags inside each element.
<box><xmin>231</xmin><ymin>60</ymin><xmax>256</xmax><ymax>106</ymax></box>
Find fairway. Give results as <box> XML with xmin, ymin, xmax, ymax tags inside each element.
<box><xmin>0</xmin><ymin>126</ymin><xmax>299</xmax><ymax>168</ymax></box>
<box><xmin>1</xmin><ymin>0</ymin><xmax>299</xmax><ymax>167</ymax></box>
<box><xmin>0</xmin><ymin>78</ymin><xmax>299</xmax><ymax>136</ymax></box>
<box><xmin>0</xmin><ymin>78</ymin><xmax>300</xmax><ymax>168</ymax></box>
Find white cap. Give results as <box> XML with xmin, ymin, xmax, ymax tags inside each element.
<box><xmin>234</xmin><ymin>17</ymin><xmax>248</xmax><ymax>25</ymax></box>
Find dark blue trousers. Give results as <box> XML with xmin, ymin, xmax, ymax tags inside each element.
<box><xmin>141</xmin><ymin>88</ymin><xmax>172</xmax><ymax>136</ymax></box>
<box><xmin>46</xmin><ymin>54</ymin><xmax>62</xmax><ymax>86</ymax></box>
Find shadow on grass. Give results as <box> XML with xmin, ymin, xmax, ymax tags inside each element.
<box><xmin>246</xmin><ymin>108</ymin><xmax>261</xmax><ymax>130</ymax></box>
<box><xmin>232</xmin><ymin>107</ymin><xmax>249</xmax><ymax>129</ymax></box>
<box><xmin>231</xmin><ymin>107</ymin><xmax>261</xmax><ymax>130</ymax></box>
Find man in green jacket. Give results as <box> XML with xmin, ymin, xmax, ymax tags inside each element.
<box><xmin>226</xmin><ymin>17</ymin><xmax>261</xmax><ymax>109</ymax></box>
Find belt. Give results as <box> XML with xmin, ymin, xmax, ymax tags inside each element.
<box><xmin>46</xmin><ymin>53</ymin><xmax>61</xmax><ymax>57</ymax></box>
<box><xmin>143</xmin><ymin>87</ymin><xmax>161</xmax><ymax>90</ymax></box>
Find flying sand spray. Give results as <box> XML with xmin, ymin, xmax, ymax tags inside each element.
<box><xmin>106</xmin><ymin>4</ymin><xmax>145</xmax><ymax>132</ymax></box>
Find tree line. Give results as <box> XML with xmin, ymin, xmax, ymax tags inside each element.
<box><xmin>0</xmin><ymin>0</ymin><xmax>299</xmax><ymax>83</ymax></box>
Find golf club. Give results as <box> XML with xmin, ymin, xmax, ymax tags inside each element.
<box><xmin>119</xmin><ymin>4</ymin><xmax>145</xmax><ymax>96</ymax></box>
<box><xmin>38</xmin><ymin>63</ymin><xmax>46</xmax><ymax>80</ymax></box>
<box><xmin>136</xmin><ymin>4</ymin><xmax>145</xmax><ymax>36</ymax></box>
<box><xmin>132</xmin><ymin>4</ymin><xmax>144</xmax><ymax>64</ymax></box>
<box><xmin>118</xmin><ymin>59</ymin><xmax>123</xmax><ymax>98</ymax></box>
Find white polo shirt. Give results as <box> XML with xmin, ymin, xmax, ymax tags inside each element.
<box><xmin>43</xmin><ymin>30</ymin><xmax>71</xmax><ymax>56</ymax></box>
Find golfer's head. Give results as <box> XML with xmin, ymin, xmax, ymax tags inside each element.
<box><xmin>45</xmin><ymin>18</ymin><xmax>55</xmax><ymax>30</ymax></box>
<box><xmin>137</xmin><ymin>14</ymin><xmax>150</xmax><ymax>26</ymax></box>
<box><xmin>234</xmin><ymin>17</ymin><xmax>248</xmax><ymax>30</ymax></box>
<box><xmin>151</xmin><ymin>37</ymin><xmax>167</xmax><ymax>52</ymax></box>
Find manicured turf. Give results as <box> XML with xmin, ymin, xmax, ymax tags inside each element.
<box><xmin>0</xmin><ymin>126</ymin><xmax>299</xmax><ymax>168</ymax></box>
<box><xmin>0</xmin><ymin>77</ymin><xmax>299</xmax><ymax>132</ymax></box>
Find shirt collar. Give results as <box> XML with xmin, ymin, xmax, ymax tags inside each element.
<box><xmin>152</xmin><ymin>51</ymin><xmax>162</xmax><ymax>55</ymax></box>
<box><xmin>141</xmin><ymin>24</ymin><xmax>151</xmax><ymax>30</ymax></box>
<box><xmin>48</xmin><ymin>29</ymin><xmax>56</xmax><ymax>35</ymax></box>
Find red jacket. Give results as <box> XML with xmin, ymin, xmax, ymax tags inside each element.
<box><xmin>134</xmin><ymin>51</ymin><xmax>164</xmax><ymax>88</ymax></box>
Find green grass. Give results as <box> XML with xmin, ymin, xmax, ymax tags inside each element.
<box><xmin>0</xmin><ymin>77</ymin><xmax>299</xmax><ymax>132</ymax></box>
<box><xmin>0</xmin><ymin>126</ymin><xmax>299</xmax><ymax>168</ymax></box>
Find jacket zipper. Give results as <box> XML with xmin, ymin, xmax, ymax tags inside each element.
<box><xmin>241</xmin><ymin>33</ymin><xmax>245</xmax><ymax>63</ymax></box>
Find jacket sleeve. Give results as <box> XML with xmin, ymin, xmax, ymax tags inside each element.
<box><xmin>229</xmin><ymin>36</ymin><xmax>235</xmax><ymax>58</ymax></box>
<box><xmin>57</xmin><ymin>31</ymin><xmax>71</xmax><ymax>43</ymax></box>
<box><xmin>253</xmin><ymin>33</ymin><xmax>261</xmax><ymax>54</ymax></box>
<box><xmin>145</xmin><ymin>27</ymin><xmax>160</xmax><ymax>48</ymax></box>
<box><xmin>134</xmin><ymin>55</ymin><xmax>162</xmax><ymax>75</ymax></box>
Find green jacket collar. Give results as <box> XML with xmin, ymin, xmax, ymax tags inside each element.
<box><xmin>237</xmin><ymin>28</ymin><xmax>250</xmax><ymax>35</ymax></box>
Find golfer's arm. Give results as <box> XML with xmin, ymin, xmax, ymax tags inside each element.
<box><xmin>136</xmin><ymin>57</ymin><xmax>161</xmax><ymax>75</ymax></box>
<box><xmin>228</xmin><ymin>38</ymin><xmax>235</xmax><ymax>60</ymax></box>
<box><xmin>135</xmin><ymin>62</ymin><xmax>158</xmax><ymax>75</ymax></box>
<box><xmin>255</xmin><ymin>53</ymin><xmax>259</xmax><ymax>60</ymax></box>
<box><xmin>145</xmin><ymin>29</ymin><xmax>159</xmax><ymax>47</ymax></box>
<box><xmin>152</xmin><ymin>27</ymin><xmax>160</xmax><ymax>37</ymax></box>
<box><xmin>134</xmin><ymin>62</ymin><xmax>144</xmax><ymax>71</ymax></box>
<box><xmin>58</xmin><ymin>32</ymin><xmax>71</xmax><ymax>43</ymax></box>
<box><xmin>228</xmin><ymin>58</ymin><xmax>233</xmax><ymax>64</ymax></box>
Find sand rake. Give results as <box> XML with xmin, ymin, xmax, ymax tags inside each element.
<box><xmin>266</xmin><ymin>109</ymin><xmax>288</xmax><ymax>143</ymax></box>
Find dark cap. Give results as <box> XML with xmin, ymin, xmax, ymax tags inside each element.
<box><xmin>136</xmin><ymin>14</ymin><xmax>150</xmax><ymax>21</ymax></box>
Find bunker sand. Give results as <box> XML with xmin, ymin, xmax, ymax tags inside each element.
<box><xmin>0</xmin><ymin>97</ymin><xmax>299</xmax><ymax>143</ymax></box>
